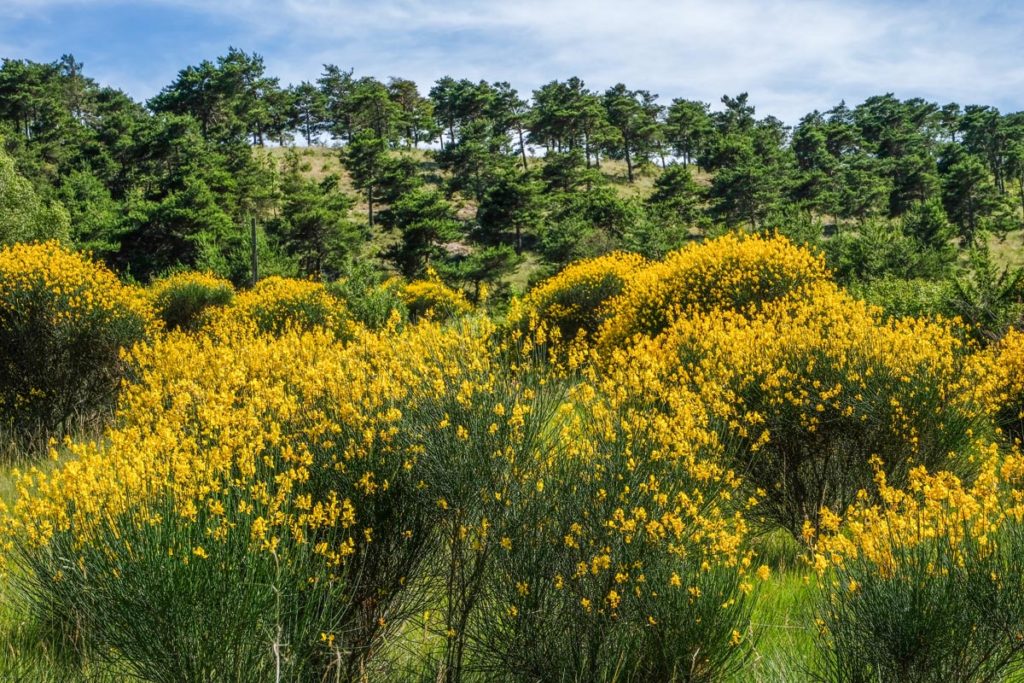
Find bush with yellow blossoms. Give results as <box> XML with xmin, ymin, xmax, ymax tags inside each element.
<box><xmin>985</xmin><ymin>329</ymin><xmax>1024</xmax><ymax>443</ymax></box>
<box><xmin>810</xmin><ymin>452</ymin><xmax>1024</xmax><ymax>682</ymax></box>
<box><xmin>597</xmin><ymin>232</ymin><xmax>830</xmax><ymax>351</ymax></box>
<box><xmin>638</xmin><ymin>283</ymin><xmax>993</xmax><ymax>539</ymax></box>
<box><xmin>395</xmin><ymin>270</ymin><xmax>472</xmax><ymax>322</ymax></box>
<box><xmin>147</xmin><ymin>270</ymin><xmax>234</xmax><ymax>332</ymax></box>
<box><xmin>211</xmin><ymin>275</ymin><xmax>354</xmax><ymax>339</ymax></box>
<box><xmin>465</xmin><ymin>338</ymin><xmax>760</xmax><ymax>682</ymax></box>
<box><xmin>0</xmin><ymin>241</ymin><xmax>155</xmax><ymax>443</ymax></box>
<box><xmin>7</xmin><ymin>320</ymin><xmax>498</xmax><ymax>680</ymax></box>
<box><xmin>12</xmin><ymin>230</ymin><xmax>1024</xmax><ymax>681</ymax></box>
<box><xmin>2</xmin><ymin>311</ymin><xmax>759</xmax><ymax>681</ymax></box>
<box><xmin>509</xmin><ymin>251</ymin><xmax>645</xmax><ymax>346</ymax></box>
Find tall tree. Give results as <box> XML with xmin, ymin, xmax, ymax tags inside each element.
<box><xmin>274</xmin><ymin>150</ymin><xmax>360</xmax><ymax>277</ymax></box>
<box><xmin>288</xmin><ymin>81</ymin><xmax>328</xmax><ymax>145</ymax></box>
<box><xmin>318</xmin><ymin>64</ymin><xmax>356</xmax><ymax>142</ymax></box>
<box><xmin>476</xmin><ymin>168</ymin><xmax>544</xmax><ymax>253</ymax></box>
<box><xmin>602</xmin><ymin>84</ymin><xmax>662</xmax><ymax>182</ymax></box>
<box><xmin>939</xmin><ymin>145</ymin><xmax>1003</xmax><ymax>246</ymax></box>
<box><xmin>665</xmin><ymin>98</ymin><xmax>713</xmax><ymax>168</ymax></box>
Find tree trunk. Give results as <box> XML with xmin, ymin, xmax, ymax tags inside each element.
<box><xmin>367</xmin><ymin>189</ymin><xmax>374</xmax><ymax>227</ymax></box>
<box><xmin>1019</xmin><ymin>176</ymin><xmax>1024</xmax><ymax>218</ymax></box>
<box><xmin>518</xmin><ymin>126</ymin><xmax>528</xmax><ymax>171</ymax></box>
<box><xmin>624</xmin><ymin>142</ymin><xmax>634</xmax><ymax>183</ymax></box>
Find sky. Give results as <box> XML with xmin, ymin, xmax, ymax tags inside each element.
<box><xmin>2</xmin><ymin>0</ymin><xmax>1023</xmax><ymax>123</ymax></box>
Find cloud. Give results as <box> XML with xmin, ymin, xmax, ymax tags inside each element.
<box><xmin>2</xmin><ymin>0</ymin><xmax>1023</xmax><ymax>121</ymax></box>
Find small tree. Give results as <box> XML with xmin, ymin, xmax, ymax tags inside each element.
<box><xmin>381</xmin><ymin>187</ymin><xmax>461</xmax><ymax>278</ymax></box>
<box><xmin>341</xmin><ymin>131</ymin><xmax>388</xmax><ymax>226</ymax></box>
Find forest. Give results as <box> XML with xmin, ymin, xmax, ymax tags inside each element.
<box><xmin>2</xmin><ymin>49</ymin><xmax>1024</xmax><ymax>328</ymax></box>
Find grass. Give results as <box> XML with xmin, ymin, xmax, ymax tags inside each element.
<box><xmin>986</xmin><ymin>228</ymin><xmax>1024</xmax><ymax>270</ymax></box>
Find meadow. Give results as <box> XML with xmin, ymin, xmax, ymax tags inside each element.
<box><xmin>4</xmin><ymin>233</ymin><xmax>1024</xmax><ymax>682</ymax></box>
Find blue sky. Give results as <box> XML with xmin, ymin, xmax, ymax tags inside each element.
<box><xmin>3</xmin><ymin>0</ymin><xmax>1023</xmax><ymax>123</ymax></box>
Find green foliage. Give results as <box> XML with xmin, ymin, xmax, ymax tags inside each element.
<box><xmin>948</xmin><ymin>244</ymin><xmax>1024</xmax><ymax>341</ymax></box>
<box><xmin>475</xmin><ymin>168</ymin><xmax>543</xmax><ymax>252</ymax></box>
<box><xmin>381</xmin><ymin>187</ymin><xmax>461</xmax><ymax>278</ymax></box>
<box><xmin>440</xmin><ymin>244</ymin><xmax>522</xmax><ymax>302</ymax></box>
<box><xmin>647</xmin><ymin>163</ymin><xmax>705</xmax><ymax>228</ymax></box>
<box><xmin>0</xmin><ymin>144</ymin><xmax>69</xmax><ymax>245</ymax></box>
<box><xmin>851</xmin><ymin>276</ymin><xmax>955</xmax><ymax>319</ymax></box>
<box><xmin>825</xmin><ymin>220</ymin><xmax>927</xmax><ymax>283</ymax></box>
<box><xmin>326</xmin><ymin>261</ymin><xmax>408</xmax><ymax>330</ymax></box>
<box><xmin>273</xmin><ymin>151</ymin><xmax>362</xmax><ymax>278</ymax></box>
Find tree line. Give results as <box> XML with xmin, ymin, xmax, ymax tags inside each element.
<box><xmin>2</xmin><ymin>49</ymin><xmax>1024</xmax><ymax>309</ymax></box>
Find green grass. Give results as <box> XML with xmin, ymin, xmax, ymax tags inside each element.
<box><xmin>986</xmin><ymin>228</ymin><xmax>1024</xmax><ymax>270</ymax></box>
<box><xmin>740</xmin><ymin>571</ymin><xmax>818</xmax><ymax>682</ymax></box>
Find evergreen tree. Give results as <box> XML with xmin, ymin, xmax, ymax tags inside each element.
<box><xmin>381</xmin><ymin>187</ymin><xmax>460</xmax><ymax>278</ymax></box>
<box><xmin>476</xmin><ymin>168</ymin><xmax>544</xmax><ymax>253</ymax></box>
<box><xmin>341</xmin><ymin>131</ymin><xmax>388</xmax><ymax>226</ymax></box>
<box><xmin>288</xmin><ymin>81</ymin><xmax>328</xmax><ymax>145</ymax></box>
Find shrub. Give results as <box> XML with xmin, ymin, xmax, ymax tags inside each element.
<box><xmin>7</xmin><ymin>322</ymin><xmax>480</xmax><ymax>679</ymax></box>
<box><xmin>512</xmin><ymin>251</ymin><xmax>645</xmax><ymax>345</ymax></box>
<box><xmin>395</xmin><ymin>274</ymin><xmax>472</xmax><ymax>322</ymax></box>
<box><xmin>814</xmin><ymin>458</ymin><xmax>1024</xmax><ymax>683</ymax></box>
<box><xmin>984</xmin><ymin>329</ymin><xmax>1024</xmax><ymax>443</ymax></box>
<box><xmin>850</xmin><ymin>276</ymin><xmax>956</xmax><ymax>320</ymax></box>
<box><xmin>648</xmin><ymin>285</ymin><xmax>993</xmax><ymax>538</ymax></box>
<box><xmin>0</xmin><ymin>241</ymin><xmax>155</xmax><ymax>441</ymax></box>
<box><xmin>326</xmin><ymin>276</ymin><xmax>407</xmax><ymax>330</ymax></box>
<box><xmin>217</xmin><ymin>275</ymin><xmax>354</xmax><ymax>338</ymax></box>
<box><xmin>147</xmin><ymin>270</ymin><xmax>234</xmax><ymax>332</ymax></box>
<box><xmin>598</xmin><ymin>232</ymin><xmax>830</xmax><ymax>351</ymax></box>
<box><xmin>462</xmin><ymin>336</ymin><xmax>758</xmax><ymax>683</ymax></box>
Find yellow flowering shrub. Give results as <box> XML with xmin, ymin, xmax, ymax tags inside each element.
<box><xmin>6</xmin><ymin>319</ymin><xmax>499</xmax><ymax>679</ymax></box>
<box><xmin>395</xmin><ymin>273</ymin><xmax>472</xmax><ymax>322</ymax></box>
<box><xmin>510</xmin><ymin>251</ymin><xmax>645</xmax><ymax>345</ymax></box>
<box><xmin>467</xmin><ymin>325</ymin><xmax>758</xmax><ymax>682</ymax></box>
<box><xmin>639</xmin><ymin>284</ymin><xmax>992</xmax><ymax>538</ymax></box>
<box><xmin>212</xmin><ymin>275</ymin><xmax>353</xmax><ymax>339</ymax></box>
<box><xmin>985</xmin><ymin>329</ymin><xmax>1024</xmax><ymax>442</ymax></box>
<box><xmin>147</xmin><ymin>270</ymin><xmax>234</xmax><ymax>332</ymax></box>
<box><xmin>3</xmin><ymin>312</ymin><xmax>757</xmax><ymax>681</ymax></box>
<box><xmin>810</xmin><ymin>452</ymin><xmax>1024</xmax><ymax>683</ymax></box>
<box><xmin>0</xmin><ymin>241</ymin><xmax>155</xmax><ymax>440</ymax></box>
<box><xmin>597</xmin><ymin>232</ymin><xmax>830</xmax><ymax>351</ymax></box>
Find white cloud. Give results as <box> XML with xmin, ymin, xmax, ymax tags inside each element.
<box><xmin>2</xmin><ymin>0</ymin><xmax>1023</xmax><ymax>121</ymax></box>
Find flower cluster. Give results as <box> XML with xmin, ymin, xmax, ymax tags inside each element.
<box><xmin>597</xmin><ymin>232</ymin><xmax>830</xmax><ymax>350</ymax></box>
<box><xmin>393</xmin><ymin>272</ymin><xmax>472</xmax><ymax>321</ymax></box>
<box><xmin>210</xmin><ymin>275</ymin><xmax>354</xmax><ymax>339</ymax></box>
